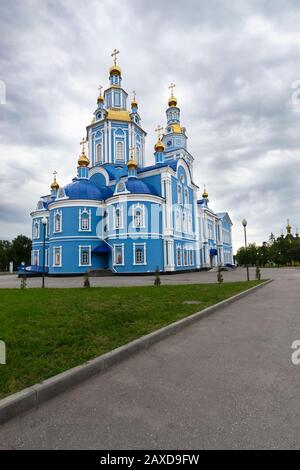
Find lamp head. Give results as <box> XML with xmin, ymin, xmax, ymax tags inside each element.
<box><xmin>242</xmin><ymin>219</ymin><xmax>247</xmax><ymax>227</ymax></box>
<box><xmin>42</xmin><ymin>217</ymin><xmax>47</xmax><ymax>225</ymax></box>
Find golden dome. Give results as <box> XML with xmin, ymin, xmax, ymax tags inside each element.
<box><xmin>78</xmin><ymin>150</ymin><xmax>89</xmax><ymax>167</ymax></box>
<box><xmin>202</xmin><ymin>185</ymin><xmax>208</xmax><ymax>198</ymax></box>
<box><xmin>50</xmin><ymin>177</ymin><xmax>59</xmax><ymax>191</ymax></box>
<box><xmin>109</xmin><ymin>64</ymin><xmax>122</xmax><ymax>76</ymax></box>
<box><xmin>168</xmin><ymin>95</ymin><xmax>177</xmax><ymax>107</ymax></box>
<box><xmin>154</xmin><ymin>139</ymin><xmax>165</xmax><ymax>152</ymax></box>
<box><xmin>131</xmin><ymin>98</ymin><xmax>138</xmax><ymax>107</ymax></box>
<box><xmin>97</xmin><ymin>94</ymin><xmax>104</xmax><ymax>103</ymax></box>
<box><xmin>127</xmin><ymin>157</ymin><xmax>138</xmax><ymax>170</ymax></box>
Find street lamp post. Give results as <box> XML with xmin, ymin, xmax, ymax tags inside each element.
<box><xmin>242</xmin><ymin>218</ymin><xmax>250</xmax><ymax>281</ymax></box>
<box><xmin>41</xmin><ymin>217</ymin><xmax>47</xmax><ymax>288</ymax></box>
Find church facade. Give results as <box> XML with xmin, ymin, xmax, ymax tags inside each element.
<box><xmin>29</xmin><ymin>51</ymin><xmax>233</xmax><ymax>276</ymax></box>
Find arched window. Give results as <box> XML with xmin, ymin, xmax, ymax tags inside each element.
<box><xmin>135</xmin><ymin>248</ymin><xmax>143</xmax><ymax>264</ymax></box>
<box><xmin>136</xmin><ymin>146</ymin><xmax>140</xmax><ymax>163</ymax></box>
<box><xmin>34</xmin><ymin>221</ymin><xmax>39</xmax><ymax>238</ymax></box>
<box><xmin>96</xmin><ymin>143</ymin><xmax>102</xmax><ymax>163</ymax></box>
<box><xmin>81</xmin><ymin>212</ymin><xmax>89</xmax><ymax>231</ymax></box>
<box><xmin>114</xmin><ymin>207</ymin><xmax>123</xmax><ymax>229</ymax></box>
<box><xmin>133</xmin><ymin>205</ymin><xmax>144</xmax><ymax>228</ymax></box>
<box><xmin>177</xmin><ymin>185</ymin><xmax>182</xmax><ymax>205</ymax></box>
<box><xmin>135</xmin><ymin>209</ymin><xmax>141</xmax><ymax>227</ymax></box>
<box><xmin>81</xmin><ymin>249</ymin><xmax>89</xmax><ymax>265</ymax></box>
<box><xmin>116</xmin><ymin>141</ymin><xmax>124</xmax><ymax>161</ymax></box>
<box><xmin>177</xmin><ymin>247</ymin><xmax>182</xmax><ymax>266</ymax></box>
<box><xmin>55</xmin><ymin>213</ymin><xmax>61</xmax><ymax>232</ymax></box>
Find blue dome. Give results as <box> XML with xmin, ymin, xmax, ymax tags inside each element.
<box><xmin>126</xmin><ymin>178</ymin><xmax>158</xmax><ymax>195</ymax></box>
<box><xmin>64</xmin><ymin>179</ymin><xmax>113</xmax><ymax>200</ymax></box>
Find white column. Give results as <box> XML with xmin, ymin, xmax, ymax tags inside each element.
<box><xmin>104</xmin><ymin>122</ymin><xmax>107</xmax><ymax>163</ymax></box>
<box><xmin>193</xmin><ymin>191</ymin><xmax>200</xmax><ymax>269</ymax></box>
<box><xmin>108</xmin><ymin>121</ymin><xmax>112</xmax><ymax>163</ymax></box>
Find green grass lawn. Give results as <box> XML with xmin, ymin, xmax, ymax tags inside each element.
<box><xmin>0</xmin><ymin>281</ymin><xmax>261</xmax><ymax>399</ymax></box>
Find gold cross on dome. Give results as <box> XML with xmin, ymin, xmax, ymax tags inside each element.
<box><xmin>129</xmin><ymin>145</ymin><xmax>134</xmax><ymax>159</ymax></box>
<box><xmin>111</xmin><ymin>48</ymin><xmax>120</xmax><ymax>65</ymax></box>
<box><xmin>132</xmin><ymin>90</ymin><xmax>136</xmax><ymax>100</ymax></box>
<box><xmin>169</xmin><ymin>82</ymin><xmax>176</xmax><ymax>96</ymax></box>
<box><xmin>98</xmin><ymin>85</ymin><xmax>103</xmax><ymax>96</ymax></box>
<box><xmin>155</xmin><ymin>125</ymin><xmax>163</xmax><ymax>140</ymax></box>
<box><xmin>80</xmin><ymin>137</ymin><xmax>86</xmax><ymax>152</ymax></box>
<box><xmin>53</xmin><ymin>170</ymin><xmax>57</xmax><ymax>179</ymax></box>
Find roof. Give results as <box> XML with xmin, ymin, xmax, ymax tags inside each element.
<box><xmin>126</xmin><ymin>178</ymin><xmax>158</xmax><ymax>196</ymax></box>
<box><xmin>64</xmin><ymin>179</ymin><xmax>113</xmax><ymax>200</ymax></box>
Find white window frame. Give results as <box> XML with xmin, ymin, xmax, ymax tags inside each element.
<box><xmin>183</xmin><ymin>248</ymin><xmax>188</xmax><ymax>266</ymax></box>
<box><xmin>132</xmin><ymin>204</ymin><xmax>145</xmax><ymax>229</ymax></box>
<box><xmin>133</xmin><ymin>243</ymin><xmax>147</xmax><ymax>265</ymax></box>
<box><xmin>78</xmin><ymin>245</ymin><xmax>92</xmax><ymax>267</ymax></box>
<box><xmin>116</xmin><ymin>141</ymin><xmax>125</xmax><ymax>161</ymax></box>
<box><xmin>177</xmin><ymin>185</ymin><xmax>182</xmax><ymax>205</ymax></box>
<box><xmin>96</xmin><ymin>142</ymin><xmax>102</xmax><ymax>163</ymax></box>
<box><xmin>79</xmin><ymin>208</ymin><xmax>91</xmax><ymax>232</ymax></box>
<box><xmin>45</xmin><ymin>248</ymin><xmax>49</xmax><ymax>267</ymax></box>
<box><xmin>113</xmin><ymin>206</ymin><xmax>124</xmax><ymax>230</ymax></box>
<box><xmin>33</xmin><ymin>219</ymin><xmax>40</xmax><ymax>239</ymax></box>
<box><xmin>176</xmin><ymin>246</ymin><xmax>182</xmax><ymax>266</ymax></box>
<box><xmin>31</xmin><ymin>249</ymin><xmax>39</xmax><ymax>266</ymax></box>
<box><xmin>54</xmin><ymin>210</ymin><xmax>62</xmax><ymax>234</ymax></box>
<box><xmin>113</xmin><ymin>244</ymin><xmax>124</xmax><ymax>266</ymax></box>
<box><xmin>189</xmin><ymin>248</ymin><xmax>194</xmax><ymax>266</ymax></box>
<box><xmin>53</xmin><ymin>246</ymin><xmax>62</xmax><ymax>267</ymax></box>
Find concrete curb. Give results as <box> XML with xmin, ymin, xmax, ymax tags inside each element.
<box><xmin>0</xmin><ymin>279</ymin><xmax>272</xmax><ymax>424</ymax></box>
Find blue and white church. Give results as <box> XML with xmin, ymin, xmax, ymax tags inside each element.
<box><xmin>29</xmin><ymin>51</ymin><xmax>233</xmax><ymax>275</ymax></box>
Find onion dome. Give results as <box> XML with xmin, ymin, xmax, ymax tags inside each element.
<box><xmin>109</xmin><ymin>64</ymin><xmax>122</xmax><ymax>76</ymax></box>
<box><xmin>50</xmin><ymin>172</ymin><xmax>59</xmax><ymax>191</ymax></box>
<box><xmin>154</xmin><ymin>139</ymin><xmax>165</xmax><ymax>152</ymax></box>
<box><xmin>97</xmin><ymin>94</ymin><xmax>104</xmax><ymax>104</ymax></box>
<box><xmin>78</xmin><ymin>150</ymin><xmax>89</xmax><ymax>167</ymax></box>
<box><xmin>131</xmin><ymin>98</ymin><xmax>138</xmax><ymax>108</ymax></box>
<box><xmin>127</xmin><ymin>146</ymin><xmax>138</xmax><ymax>171</ymax></box>
<box><xmin>127</xmin><ymin>156</ymin><xmax>138</xmax><ymax>171</ymax></box>
<box><xmin>202</xmin><ymin>185</ymin><xmax>208</xmax><ymax>199</ymax></box>
<box><xmin>168</xmin><ymin>95</ymin><xmax>177</xmax><ymax>107</ymax></box>
<box><xmin>78</xmin><ymin>137</ymin><xmax>89</xmax><ymax>167</ymax></box>
<box><xmin>126</xmin><ymin>178</ymin><xmax>158</xmax><ymax>195</ymax></box>
<box><xmin>64</xmin><ymin>179</ymin><xmax>113</xmax><ymax>201</ymax></box>
<box><xmin>286</xmin><ymin>220</ymin><xmax>292</xmax><ymax>234</ymax></box>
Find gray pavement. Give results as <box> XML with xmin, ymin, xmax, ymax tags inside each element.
<box><xmin>0</xmin><ymin>268</ymin><xmax>300</xmax><ymax>449</ymax></box>
<box><xmin>0</xmin><ymin>267</ymin><xmax>294</xmax><ymax>288</ymax></box>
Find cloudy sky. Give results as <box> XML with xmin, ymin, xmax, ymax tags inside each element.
<box><xmin>1</xmin><ymin>0</ymin><xmax>300</xmax><ymax>251</ymax></box>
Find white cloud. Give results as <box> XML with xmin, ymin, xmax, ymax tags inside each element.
<box><xmin>0</xmin><ymin>0</ymin><xmax>299</xmax><ymax>251</ymax></box>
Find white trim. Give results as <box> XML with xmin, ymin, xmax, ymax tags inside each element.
<box><xmin>107</xmin><ymin>194</ymin><xmax>163</xmax><ymax>204</ymax></box>
<box><xmin>113</xmin><ymin>205</ymin><xmax>124</xmax><ymax>230</ymax></box>
<box><xmin>49</xmin><ymin>200</ymin><xmax>105</xmax><ymax>209</ymax></box>
<box><xmin>132</xmin><ymin>242</ymin><xmax>147</xmax><ymax>265</ymax></box>
<box><xmin>113</xmin><ymin>243</ymin><xmax>125</xmax><ymax>266</ymax></box>
<box><xmin>32</xmin><ymin>218</ymin><xmax>40</xmax><ymax>239</ymax></box>
<box><xmin>31</xmin><ymin>249</ymin><xmax>40</xmax><ymax>266</ymax></box>
<box><xmin>78</xmin><ymin>245</ymin><xmax>92</xmax><ymax>267</ymax></box>
<box><xmin>53</xmin><ymin>209</ymin><xmax>62</xmax><ymax>233</ymax></box>
<box><xmin>79</xmin><ymin>208</ymin><xmax>92</xmax><ymax>232</ymax></box>
<box><xmin>52</xmin><ymin>246</ymin><xmax>62</xmax><ymax>267</ymax></box>
<box><xmin>132</xmin><ymin>203</ymin><xmax>146</xmax><ymax>229</ymax></box>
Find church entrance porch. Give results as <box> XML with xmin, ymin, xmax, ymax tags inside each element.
<box><xmin>92</xmin><ymin>243</ymin><xmax>111</xmax><ymax>270</ymax></box>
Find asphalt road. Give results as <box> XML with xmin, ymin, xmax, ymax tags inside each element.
<box><xmin>0</xmin><ymin>268</ymin><xmax>299</xmax><ymax>449</ymax></box>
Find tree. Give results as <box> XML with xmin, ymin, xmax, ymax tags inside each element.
<box><xmin>0</xmin><ymin>240</ymin><xmax>11</xmax><ymax>271</ymax></box>
<box><xmin>10</xmin><ymin>235</ymin><xmax>32</xmax><ymax>269</ymax></box>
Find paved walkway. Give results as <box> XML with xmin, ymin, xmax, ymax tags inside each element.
<box><xmin>0</xmin><ymin>267</ymin><xmax>294</xmax><ymax>288</ymax></box>
<box><xmin>0</xmin><ymin>268</ymin><xmax>300</xmax><ymax>449</ymax></box>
